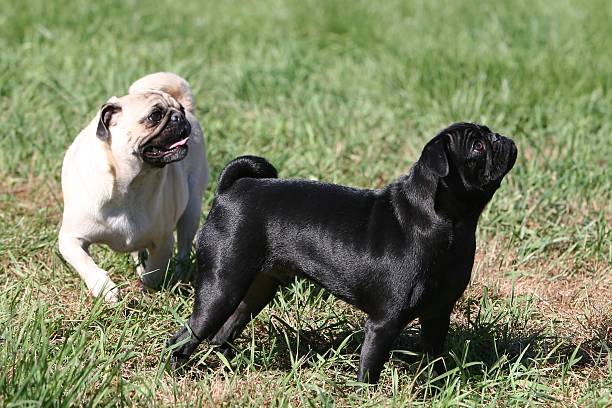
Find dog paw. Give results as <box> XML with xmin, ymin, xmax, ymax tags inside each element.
<box><xmin>169</xmin><ymin>352</ymin><xmax>188</xmax><ymax>371</ymax></box>
<box><xmin>103</xmin><ymin>287</ymin><xmax>121</xmax><ymax>303</ymax></box>
<box><xmin>90</xmin><ymin>276</ymin><xmax>120</xmax><ymax>303</ymax></box>
<box><xmin>166</xmin><ymin>327</ymin><xmax>197</xmax><ymax>369</ymax></box>
<box><xmin>172</xmin><ymin>259</ymin><xmax>194</xmax><ymax>284</ymax></box>
<box><xmin>134</xmin><ymin>250</ymin><xmax>148</xmax><ymax>278</ymax></box>
<box><xmin>138</xmin><ymin>279</ymin><xmax>156</xmax><ymax>294</ymax></box>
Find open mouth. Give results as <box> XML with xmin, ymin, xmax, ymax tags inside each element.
<box><xmin>141</xmin><ymin>136</ymin><xmax>190</xmax><ymax>167</ymax></box>
<box><xmin>140</xmin><ymin>109</ymin><xmax>192</xmax><ymax>168</ymax></box>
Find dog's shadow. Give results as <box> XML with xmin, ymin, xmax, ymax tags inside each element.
<box><xmin>169</xmin><ymin>285</ymin><xmax>609</xmax><ymax>384</ymax></box>
<box><xmin>187</xmin><ymin>294</ymin><xmax>609</xmax><ymax>383</ymax></box>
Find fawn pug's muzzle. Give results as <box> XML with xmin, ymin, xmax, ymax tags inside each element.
<box><xmin>140</xmin><ymin>107</ymin><xmax>191</xmax><ymax>167</ymax></box>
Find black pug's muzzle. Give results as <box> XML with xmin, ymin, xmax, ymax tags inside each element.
<box><xmin>140</xmin><ymin>109</ymin><xmax>191</xmax><ymax>168</ymax></box>
<box><xmin>488</xmin><ymin>133</ymin><xmax>518</xmax><ymax>185</ymax></box>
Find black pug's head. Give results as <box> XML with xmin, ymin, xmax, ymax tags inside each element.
<box><xmin>420</xmin><ymin>122</ymin><xmax>517</xmax><ymax>207</ymax></box>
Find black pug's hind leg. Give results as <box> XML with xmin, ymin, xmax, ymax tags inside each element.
<box><xmin>167</xmin><ymin>265</ymin><xmax>258</xmax><ymax>366</ymax></box>
<box><xmin>210</xmin><ymin>273</ymin><xmax>279</xmax><ymax>354</ymax></box>
<box><xmin>357</xmin><ymin>318</ymin><xmax>404</xmax><ymax>384</ymax></box>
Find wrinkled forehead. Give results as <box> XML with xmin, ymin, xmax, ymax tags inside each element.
<box><xmin>117</xmin><ymin>91</ymin><xmax>181</xmax><ymax>119</ymax></box>
<box><xmin>443</xmin><ymin>123</ymin><xmax>492</xmax><ymax>148</ymax></box>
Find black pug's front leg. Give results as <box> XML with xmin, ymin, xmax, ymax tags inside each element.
<box><xmin>418</xmin><ymin>303</ymin><xmax>454</xmax><ymax>374</ymax></box>
<box><xmin>357</xmin><ymin>317</ymin><xmax>405</xmax><ymax>383</ymax></box>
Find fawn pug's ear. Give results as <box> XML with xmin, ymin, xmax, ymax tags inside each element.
<box><xmin>96</xmin><ymin>97</ymin><xmax>122</xmax><ymax>141</ymax></box>
<box><xmin>420</xmin><ymin>137</ymin><xmax>449</xmax><ymax>177</ymax></box>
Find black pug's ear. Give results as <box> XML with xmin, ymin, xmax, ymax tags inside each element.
<box><xmin>96</xmin><ymin>100</ymin><xmax>122</xmax><ymax>141</ymax></box>
<box><xmin>420</xmin><ymin>137</ymin><xmax>449</xmax><ymax>177</ymax></box>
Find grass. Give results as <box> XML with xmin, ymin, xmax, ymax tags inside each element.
<box><xmin>0</xmin><ymin>0</ymin><xmax>610</xmax><ymax>405</ymax></box>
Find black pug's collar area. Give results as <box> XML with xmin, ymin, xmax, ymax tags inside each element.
<box><xmin>167</xmin><ymin>122</ymin><xmax>517</xmax><ymax>384</ymax></box>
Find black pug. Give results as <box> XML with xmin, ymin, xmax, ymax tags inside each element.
<box><xmin>168</xmin><ymin>122</ymin><xmax>517</xmax><ymax>383</ymax></box>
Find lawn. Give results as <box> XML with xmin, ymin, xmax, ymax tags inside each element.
<box><xmin>0</xmin><ymin>0</ymin><xmax>610</xmax><ymax>406</ymax></box>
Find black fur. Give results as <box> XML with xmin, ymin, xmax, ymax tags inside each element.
<box><xmin>216</xmin><ymin>155</ymin><xmax>278</xmax><ymax>193</ymax></box>
<box><xmin>168</xmin><ymin>122</ymin><xmax>517</xmax><ymax>383</ymax></box>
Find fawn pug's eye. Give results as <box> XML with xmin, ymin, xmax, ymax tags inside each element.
<box><xmin>148</xmin><ymin>109</ymin><xmax>163</xmax><ymax>123</ymax></box>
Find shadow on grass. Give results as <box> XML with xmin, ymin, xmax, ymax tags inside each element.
<box><xmin>440</xmin><ymin>291</ymin><xmax>611</xmax><ymax>373</ymax></box>
<box><xmin>171</xmin><ymin>286</ymin><xmax>610</xmax><ymax>383</ymax></box>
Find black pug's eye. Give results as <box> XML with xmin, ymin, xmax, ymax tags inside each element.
<box><xmin>473</xmin><ymin>140</ymin><xmax>485</xmax><ymax>152</ymax></box>
<box><xmin>147</xmin><ymin>109</ymin><xmax>163</xmax><ymax>123</ymax></box>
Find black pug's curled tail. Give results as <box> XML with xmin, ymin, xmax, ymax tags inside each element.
<box><xmin>216</xmin><ymin>155</ymin><xmax>278</xmax><ymax>194</ymax></box>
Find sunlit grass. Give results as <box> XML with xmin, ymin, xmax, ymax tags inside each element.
<box><xmin>1</xmin><ymin>0</ymin><xmax>610</xmax><ymax>406</ymax></box>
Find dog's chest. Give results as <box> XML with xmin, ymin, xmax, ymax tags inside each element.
<box><xmin>398</xmin><ymin>223</ymin><xmax>472</xmax><ymax>303</ymax></box>
<box><xmin>103</xmin><ymin>212</ymin><xmax>153</xmax><ymax>250</ymax></box>
<box><xmin>425</xmin><ymin>228</ymin><xmax>475</xmax><ymax>301</ymax></box>
<box><xmin>92</xmin><ymin>204</ymin><xmax>170</xmax><ymax>252</ymax></box>
<box><xmin>92</xmin><ymin>175</ymin><xmax>188</xmax><ymax>251</ymax></box>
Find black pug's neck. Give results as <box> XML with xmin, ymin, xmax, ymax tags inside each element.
<box><xmin>401</xmin><ymin>163</ymin><xmax>487</xmax><ymax>228</ymax></box>
<box><xmin>435</xmin><ymin>176</ymin><xmax>492</xmax><ymax>224</ymax></box>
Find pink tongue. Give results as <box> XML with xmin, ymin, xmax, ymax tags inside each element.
<box><xmin>168</xmin><ymin>137</ymin><xmax>189</xmax><ymax>149</ymax></box>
